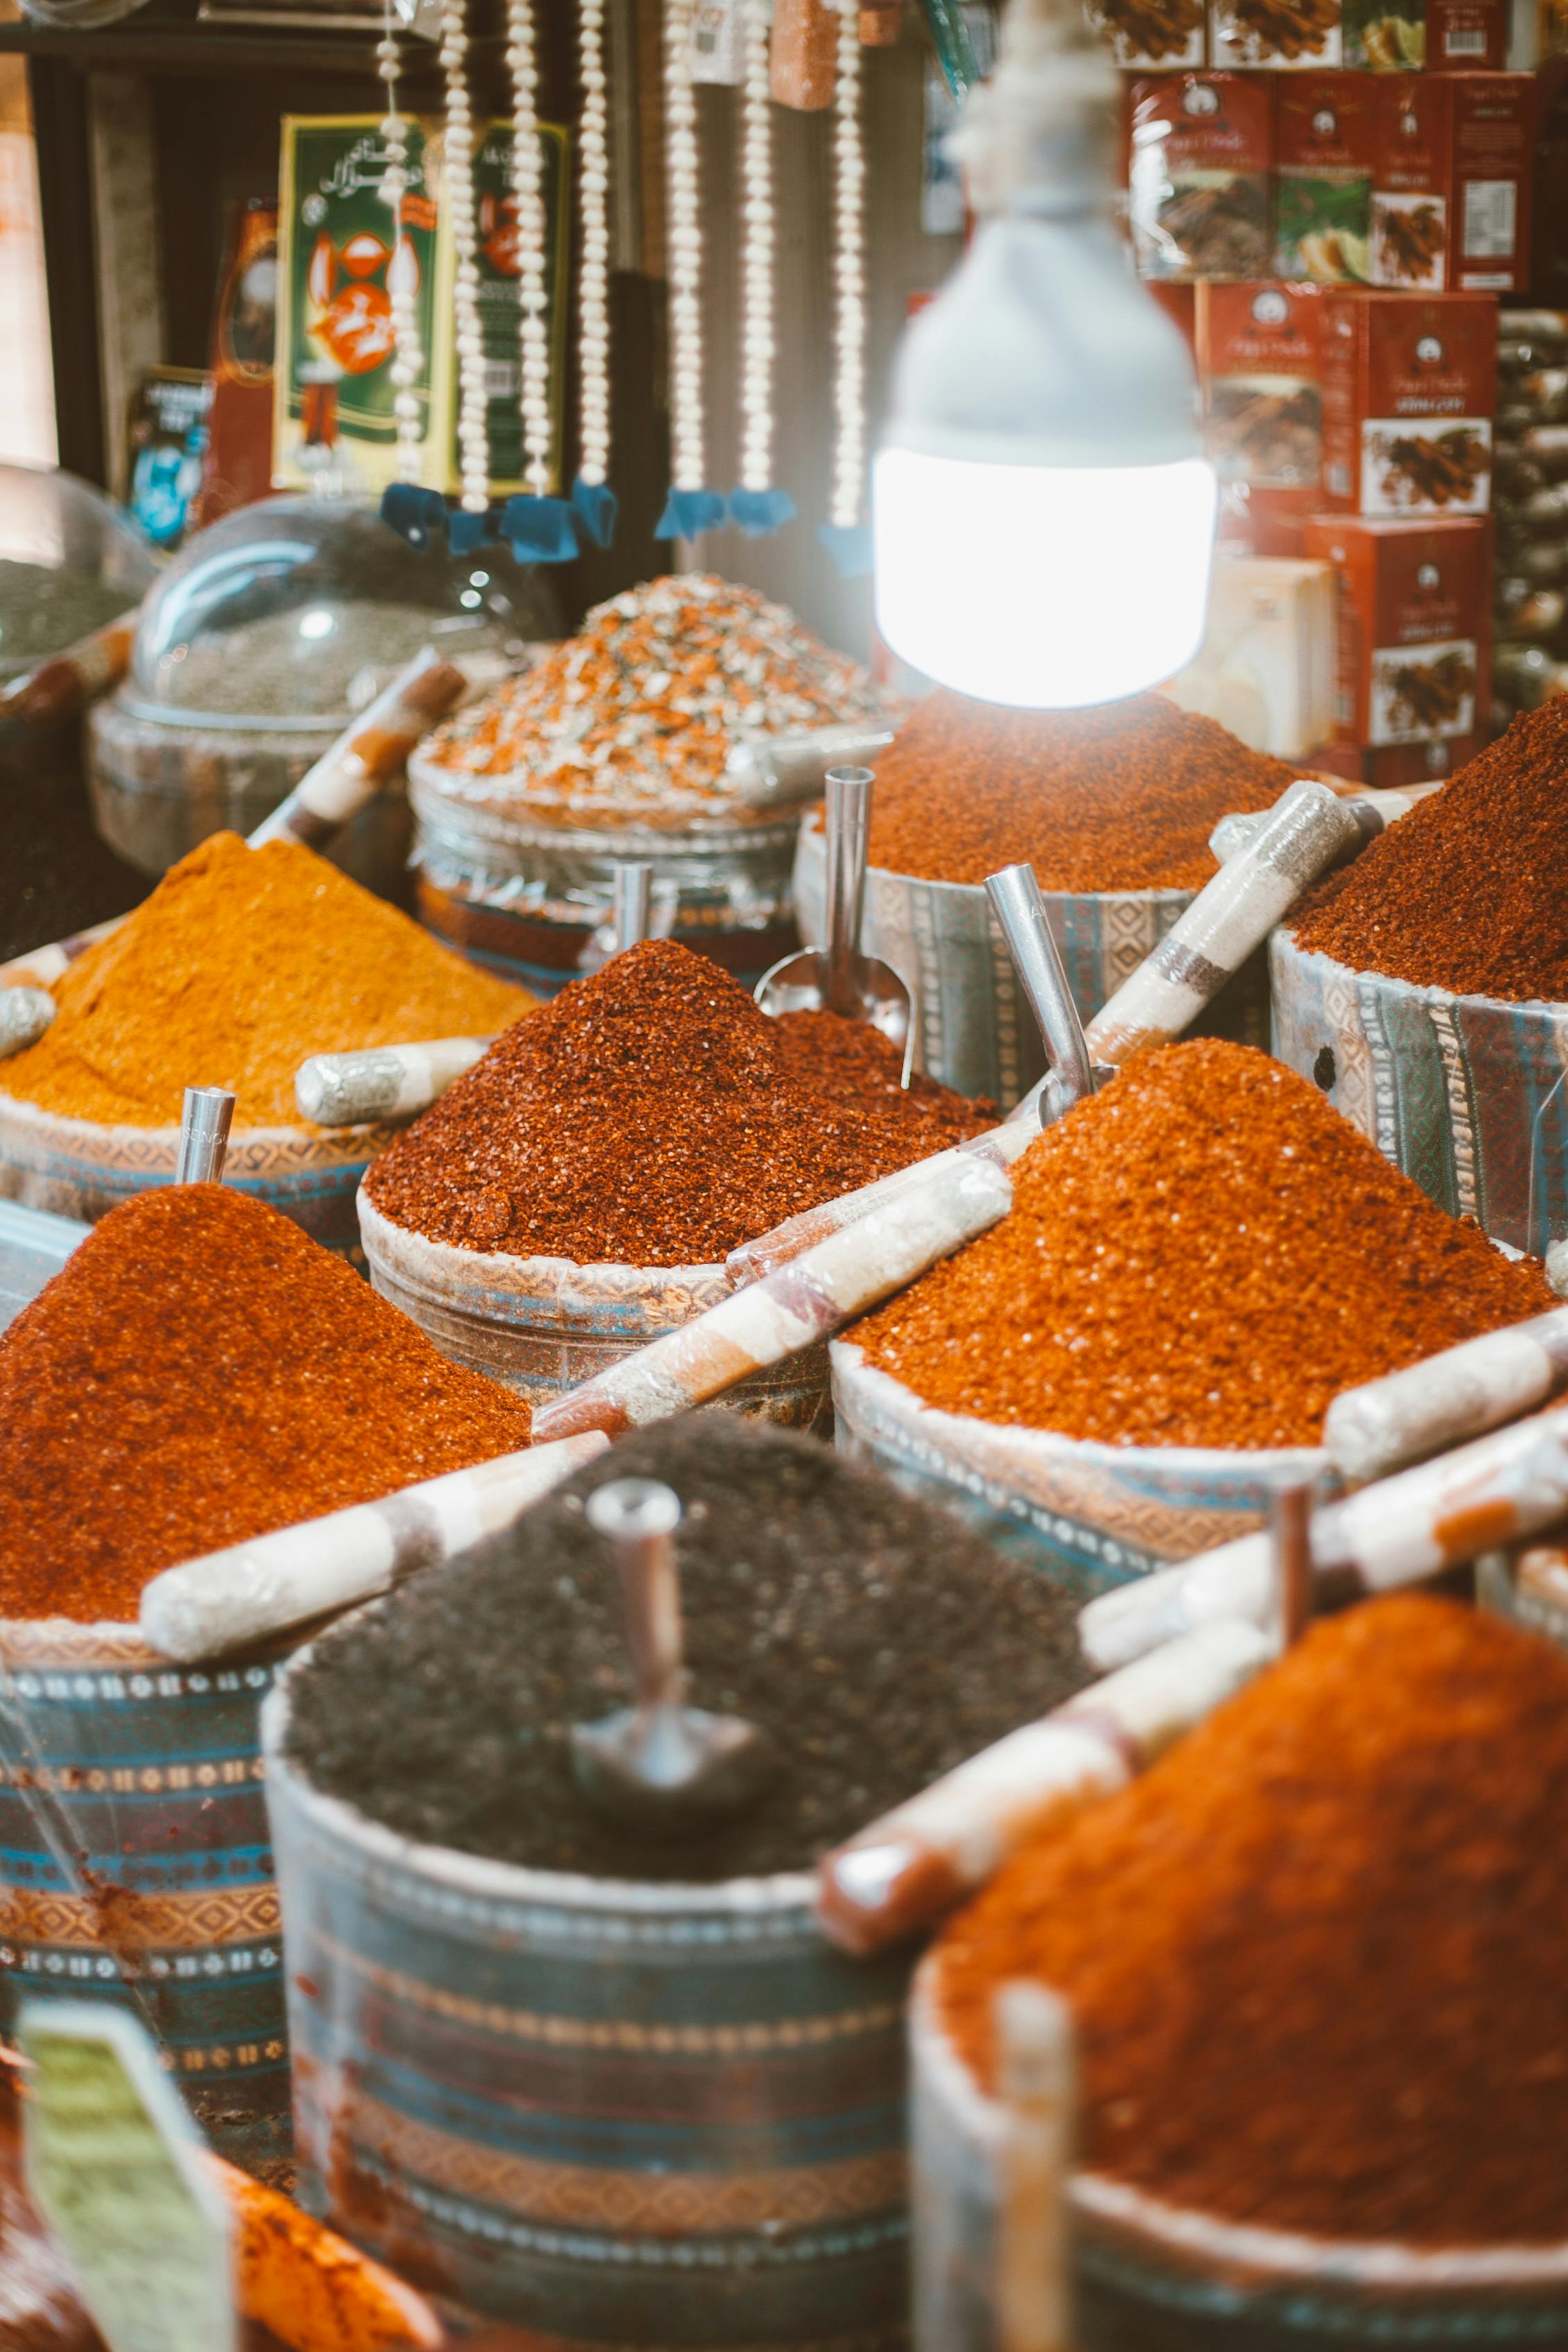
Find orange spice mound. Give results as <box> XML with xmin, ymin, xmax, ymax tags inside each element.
<box><xmin>0</xmin><ymin>1184</ymin><xmax>532</xmax><ymax>1623</ymax></box>
<box><xmin>855</xmin><ymin>1038</ymin><xmax>1551</xmax><ymax>1449</ymax></box>
<box><xmin>933</xmin><ymin>1595</ymin><xmax>1568</xmax><ymax>2247</ymax></box>
<box><xmin>861</xmin><ymin>690</ymin><xmax>1294</xmax><ymax>890</ymax></box>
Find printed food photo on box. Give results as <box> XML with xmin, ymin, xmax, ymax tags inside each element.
<box><xmin>1275</xmin><ymin>73</ymin><xmax>1377</xmax><ymax>281</ymax></box>
<box><xmin>1371</xmin><ymin>74</ymin><xmax>1535</xmax><ymax>293</ymax></box>
<box><xmin>1305</xmin><ymin>511</ymin><xmax>1492</xmax><ymax>781</ymax></box>
<box><xmin>1343</xmin><ymin>0</ymin><xmax>1424</xmax><ymax>69</ymax></box>
<box><xmin>1089</xmin><ymin>0</ymin><xmax>1206</xmax><ymax>71</ymax></box>
<box><xmin>1211</xmin><ymin>0</ymin><xmax>1340</xmax><ymax>72</ymax></box>
<box><xmin>1321</xmin><ymin>289</ymin><xmax>1498</xmax><ymax>515</ymax></box>
<box><xmin>1127</xmin><ymin>74</ymin><xmax>1273</xmax><ymax>284</ymax></box>
<box><xmin>1197</xmin><ymin>280</ymin><xmax>1324</xmax><ymax>552</ymax></box>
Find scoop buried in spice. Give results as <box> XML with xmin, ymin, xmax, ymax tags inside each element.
<box><xmin>984</xmin><ymin>864</ymin><xmax>1101</xmax><ymax>1121</ymax></box>
<box><xmin>0</xmin><ymin>987</ymin><xmax>54</xmax><ymax>1060</ymax></box>
<box><xmin>754</xmin><ymin>765</ymin><xmax>914</xmax><ymax>1082</ymax></box>
<box><xmin>570</xmin><ymin>1478</ymin><xmax>774</xmax><ymax>1835</ymax></box>
<box><xmin>295</xmin><ymin>1034</ymin><xmax>495</xmax><ymax>1127</ymax></box>
<box><xmin>175</xmin><ymin>1085</ymin><xmax>235</xmax><ymax>1184</ymax></box>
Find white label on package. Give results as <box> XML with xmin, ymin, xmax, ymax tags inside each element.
<box><xmin>1463</xmin><ymin>178</ymin><xmax>1516</xmax><ymax>260</ymax></box>
<box><xmin>19</xmin><ymin>2002</ymin><xmax>235</xmax><ymax>2352</ymax></box>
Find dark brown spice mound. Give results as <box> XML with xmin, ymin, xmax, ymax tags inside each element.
<box><xmin>364</xmin><ymin>939</ymin><xmax>989</xmax><ymax>1266</ymax></box>
<box><xmin>860</xmin><ymin>690</ymin><xmax>1295</xmax><ymax>891</ymax></box>
<box><xmin>937</xmin><ymin>1595</ymin><xmax>1568</xmax><ymax>2248</ymax></box>
<box><xmin>1293</xmin><ymin>699</ymin><xmax>1568</xmax><ymax>1001</ymax></box>
<box><xmin>0</xmin><ymin>1185</ymin><xmax>533</xmax><ymax>1624</ymax></box>
<box><xmin>857</xmin><ymin>1038</ymin><xmax>1552</xmax><ymax>1449</ymax></box>
<box><xmin>283</xmin><ymin>1413</ymin><xmax>1093</xmax><ymax>1882</ymax></box>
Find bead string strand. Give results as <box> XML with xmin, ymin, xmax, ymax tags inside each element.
<box><xmin>577</xmin><ymin>0</ymin><xmax>611</xmax><ymax>492</ymax></box>
<box><xmin>441</xmin><ymin>0</ymin><xmax>491</xmax><ymax>511</ymax></box>
<box><xmin>828</xmin><ymin>0</ymin><xmax>866</xmax><ymax>531</ymax></box>
<box><xmin>664</xmin><ymin>0</ymin><xmax>706</xmax><ymax>495</ymax></box>
<box><xmin>738</xmin><ymin>0</ymin><xmax>775</xmax><ymax>498</ymax></box>
<box><xmin>507</xmin><ymin>0</ymin><xmax>556</xmax><ymax>497</ymax></box>
<box><xmin>378</xmin><ymin>5</ymin><xmax>427</xmax><ymax>484</ymax></box>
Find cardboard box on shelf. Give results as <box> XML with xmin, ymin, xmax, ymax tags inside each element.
<box><xmin>1369</xmin><ymin>74</ymin><xmax>1535</xmax><ymax>295</ymax></box>
<box><xmin>1211</xmin><ymin>0</ymin><xmax>1340</xmax><ymax>69</ymax></box>
<box><xmin>1320</xmin><ymin>290</ymin><xmax>1497</xmax><ymax>517</ymax></box>
<box><xmin>1424</xmin><ymin>0</ymin><xmax>1507</xmax><ymax>67</ymax></box>
<box><xmin>1304</xmin><ymin>511</ymin><xmax>1492</xmax><ymax>783</ymax></box>
<box><xmin>1274</xmin><ymin>73</ymin><xmax>1377</xmax><ymax>282</ymax></box>
<box><xmin>1091</xmin><ymin>0</ymin><xmax>1206</xmax><ymax>71</ymax></box>
<box><xmin>1197</xmin><ymin>280</ymin><xmax>1326</xmax><ymax>551</ymax></box>
<box><xmin>1164</xmin><ymin>551</ymin><xmax>1338</xmax><ymax>756</ymax></box>
<box><xmin>1341</xmin><ymin>0</ymin><xmax>1505</xmax><ymax>69</ymax></box>
<box><xmin>1126</xmin><ymin>74</ymin><xmax>1274</xmax><ymax>282</ymax></box>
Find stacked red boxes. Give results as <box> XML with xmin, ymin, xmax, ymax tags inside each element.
<box><xmin>1197</xmin><ymin>280</ymin><xmax>1326</xmax><ymax>552</ymax></box>
<box><xmin>1369</xmin><ymin>74</ymin><xmax>1535</xmax><ymax>292</ymax></box>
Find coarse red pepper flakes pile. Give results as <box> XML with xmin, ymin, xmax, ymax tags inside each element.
<box><xmin>935</xmin><ymin>1594</ymin><xmax>1568</xmax><ymax>2247</ymax></box>
<box><xmin>856</xmin><ymin>1037</ymin><xmax>1551</xmax><ymax>1449</ymax></box>
<box><xmin>0</xmin><ymin>1184</ymin><xmax>532</xmax><ymax>1624</ymax></box>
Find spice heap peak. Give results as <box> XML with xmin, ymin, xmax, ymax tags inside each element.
<box><xmin>0</xmin><ymin>830</ymin><xmax>530</xmax><ymax>1132</ymax></box>
<box><xmin>857</xmin><ymin>1037</ymin><xmax>1551</xmax><ymax>1450</ymax></box>
<box><xmin>0</xmin><ymin>1183</ymin><xmax>531</xmax><ymax>1624</ymax></box>
<box><xmin>364</xmin><ymin>937</ymin><xmax>989</xmax><ymax>1268</ymax></box>
<box><xmin>1293</xmin><ymin>696</ymin><xmax>1568</xmax><ymax>1003</ymax></box>
<box><xmin>420</xmin><ymin>573</ymin><xmax>885</xmax><ymax>826</ymax></box>
<box><xmin>937</xmin><ymin>1594</ymin><xmax>1568</xmax><ymax>2248</ymax></box>
<box><xmin>284</xmin><ymin>1413</ymin><xmax>1092</xmax><ymax>1884</ymax></box>
<box><xmin>862</xmin><ymin>690</ymin><xmax>1297</xmax><ymax>892</ymax></box>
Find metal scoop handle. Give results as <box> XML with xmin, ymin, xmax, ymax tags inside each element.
<box><xmin>587</xmin><ymin>1478</ymin><xmax>685</xmax><ymax>1717</ymax></box>
<box><xmin>824</xmin><ymin>766</ymin><xmax>874</xmax><ymax>1019</ymax></box>
<box><xmin>985</xmin><ymin>864</ymin><xmax>1096</xmax><ymax>1116</ymax></box>
<box><xmin>611</xmin><ymin>862</ymin><xmax>653</xmax><ymax>957</ymax></box>
<box><xmin>176</xmin><ymin>1086</ymin><xmax>235</xmax><ymax>1184</ymax></box>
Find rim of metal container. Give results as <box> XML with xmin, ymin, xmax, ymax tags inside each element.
<box><xmin>262</xmin><ymin>1644</ymin><xmax>819</xmax><ymax>1914</ymax></box>
<box><xmin>110</xmin><ymin>690</ymin><xmax>360</xmax><ymax>740</ymax></box>
<box><xmin>796</xmin><ymin>812</ymin><xmax>1196</xmax><ymax>907</ymax></box>
<box><xmin>0</xmin><ymin>1090</ymin><xmax>399</xmax><ymax>1166</ymax></box>
<box><xmin>911</xmin><ymin>1964</ymin><xmax>1568</xmax><ymax>2296</ymax></box>
<box><xmin>1273</xmin><ymin>924</ymin><xmax>1568</xmax><ymax>1019</ymax></box>
<box><xmin>408</xmin><ymin>752</ymin><xmax>808</xmax><ymax>852</ymax></box>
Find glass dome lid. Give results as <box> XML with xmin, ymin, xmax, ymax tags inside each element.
<box><xmin>0</xmin><ymin>462</ymin><xmax>157</xmax><ymax>682</ymax></box>
<box><xmin>123</xmin><ymin>493</ymin><xmax>556</xmax><ymax>732</ymax></box>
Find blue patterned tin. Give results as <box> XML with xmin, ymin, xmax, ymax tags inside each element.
<box><xmin>0</xmin><ymin>1617</ymin><xmax>293</xmax><ymax>2174</ymax></box>
<box><xmin>831</xmin><ymin>1343</ymin><xmax>1329</xmax><ymax>1599</ymax></box>
<box><xmin>263</xmin><ymin>1653</ymin><xmax>912</xmax><ymax>2345</ymax></box>
<box><xmin>0</xmin><ymin>1094</ymin><xmax>398</xmax><ymax>1265</ymax></box>
<box><xmin>912</xmin><ymin>1971</ymin><xmax>1568</xmax><ymax>2351</ymax></box>
<box><xmin>1271</xmin><ymin>928</ymin><xmax>1568</xmax><ymax>1258</ymax></box>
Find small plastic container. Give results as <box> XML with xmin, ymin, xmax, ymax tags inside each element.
<box><xmin>0</xmin><ymin>463</ymin><xmax>157</xmax><ymax>771</ymax></box>
<box><xmin>830</xmin><ymin>1340</ymin><xmax>1327</xmax><ymax>1597</ymax></box>
<box><xmin>87</xmin><ymin>496</ymin><xmax>558</xmax><ymax>887</ymax></box>
<box><xmin>1270</xmin><ymin>928</ymin><xmax>1568</xmax><ymax>1257</ymax></box>
<box><xmin>359</xmin><ymin>1191</ymin><xmax>830</xmax><ymax>1429</ymax></box>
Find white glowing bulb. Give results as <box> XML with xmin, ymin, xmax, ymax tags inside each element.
<box><xmin>298</xmin><ymin>607</ymin><xmax>336</xmax><ymax>641</ymax></box>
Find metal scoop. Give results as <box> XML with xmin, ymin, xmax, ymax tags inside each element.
<box><xmin>753</xmin><ymin>765</ymin><xmax>915</xmax><ymax>1084</ymax></box>
<box><xmin>985</xmin><ymin>864</ymin><xmax>1111</xmax><ymax>1130</ymax></box>
<box><xmin>570</xmin><ymin>1478</ymin><xmax>774</xmax><ymax>1836</ymax></box>
<box><xmin>175</xmin><ymin>1086</ymin><xmax>235</xmax><ymax>1184</ymax></box>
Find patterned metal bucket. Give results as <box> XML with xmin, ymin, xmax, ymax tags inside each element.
<box><xmin>409</xmin><ymin>753</ymin><xmax>800</xmax><ymax>996</ymax></box>
<box><xmin>0</xmin><ymin>1616</ymin><xmax>294</xmax><ymax>2175</ymax></box>
<box><xmin>359</xmin><ymin>1191</ymin><xmax>831</xmax><ymax>1429</ymax></box>
<box><xmin>0</xmin><ymin>1198</ymin><xmax>85</xmax><ymax>1332</ymax></box>
<box><xmin>262</xmin><ymin>1656</ymin><xmax>912</xmax><ymax>2344</ymax></box>
<box><xmin>87</xmin><ymin>690</ymin><xmax>414</xmax><ymax>897</ymax></box>
<box><xmin>1271</xmin><ymin>928</ymin><xmax>1568</xmax><ymax>1259</ymax></box>
<box><xmin>831</xmin><ymin>1343</ymin><xmax>1328</xmax><ymax>1599</ymax></box>
<box><xmin>0</xmin><ymin>1095</ymin><xmax>399</xmax><ymax>1263</ymax></box>
<box><xmin>794</xmin><ymin>824</ymin><xmax>1268</xmax><ymax>1112</ymax></box>
<box><xmin>911</xmin><ymin>1968</ymin><xmax>1568</xmax><ymax>2351</ymax></box>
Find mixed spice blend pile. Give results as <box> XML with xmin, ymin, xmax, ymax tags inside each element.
<box><xmin>422</xmin><ymin>574</ymin><xmax>885</xmax><ymax>826</ymax></box>
<box><xmin>0</xmin><ymin>831</ymin><xmax>529</xmax><ymax>1130</ymax></box>
<box><xmin>284</xmin><ymin>1414</ymin><xmax>1093</xmax><ymax>1882</ymax></box>
<box><xmin>861</xmin><ymin>691</ymin><xmax>1295</xmax><ymax>891</ymax></box>
<box><xmin>1293</xmin><ymin>697</ymin><xmax>1568</xmax><ymax>1001</ymax></box>
<box><xmin>937</xmin><ymin>1595</ymin><xmax>1568</xmax><ymax>2247</ymax></box>
<box><xmin>857</xmin><ymin>1038</ymin><xmax>1551</xmax><ymax>1449</ymax></box>
<box><xmin>0</xmin><ymin>1185</ymin><xmax>531</xmax><ymax>1622</ymax></box>
<box><xmin>365</xmin><ymin>938</ymin><xmax>989</xmax><ymax>1266</ymax></box>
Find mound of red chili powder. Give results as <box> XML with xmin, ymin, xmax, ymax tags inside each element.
<box><xmin>1293</xmin><ymin>698</ymin><xmax>1568</xmax><ymax>1001</ymax></box>
<box><xmin>0</xmin><ymin>1184</ymin><xmax>532</xmax><ymax>1624</ymax></box>
<box><xmin>860</xmin><ymin>690</ymin><xmax>1295</xmax><ymax>891</ymax></box>
<box><xmin>855</xmin><ymin>1038</ymin><xmax>1551</xmax><ymax>1449</ymax></box>
<box><xmin>364</xmin><ymin>939</ymin><xmax>989</xmax><ymax>1266</ymax></box>
<box><xmin>935</xmin><ymin>1594</ymin><xmax>1568</xmax><ymax>2247</ymax></box>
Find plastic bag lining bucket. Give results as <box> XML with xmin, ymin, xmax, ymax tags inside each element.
<box><xmin>1271</xmin><ymin>928</ymin><xmax>1568</xmax><ymax>1259</ymax></box>
<box><xmin>830</xmin><ymin>1342</ymin><xmax>1329</xmax><ymax>1599</ymax></box>
<box><xmin>0</xmin><ymin>1614</ymin><xmax>294</xmax><ymax>2175</ymax></box>
<box><xmin>359</xmin><ymin>1190</ymin><xmax>831</xmax><ymax>1429</ymax></box>
<box><xmin>910</xmin><ymin>1963</ymin><xmax>1568</xmax><ymax>2351</ymax></box>
<box><xmin>0</xmin><ymin>1093</ymin><xmax>399</xmax><ymax>1264</ymax></box>
<box><xmin>262</xmin><ymin>1646</ymin><xmax>912</xmax><ymax>2343</ymax></box>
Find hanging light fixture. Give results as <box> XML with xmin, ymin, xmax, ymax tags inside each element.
<box><xmin>872</xmin><ymin>0</ymin><xmax>1217</xmax><ymax>709</ymax></box>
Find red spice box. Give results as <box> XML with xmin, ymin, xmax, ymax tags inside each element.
<box><xmin>1126</xmin><ymin>74</ymin><xmax>1274</xmax><ymax>284</ymax></box>
<box><xmin>1274</xmin><ymin>74</ymin><xmax>1377</xmax><ymax>283</ymax></box>
<box><xmin>1090</xmin><ymin>0</ymin><xmax>1205</xmax><ymax>70</ymax></box>
<box><xmin>1341</xmin><ymin>0</ymin><xmax>1506</xmax><ymax>68</ymax></box>
<box><xmin>1197</xmin><ymin>281</ymin><xmax>1326</xmax><ymax>551</ymax></box>
<box><xmin>1320</xmin><ymin>290</ymin><xmax>1497</xmax><ymax>517</ymax></box>
<box><xmin>1370</xmin><ymin>74</ymin><xmax>1536</xmax><ymax>293</ymax></box>
<box><xmin>1424</xmin><ymin>0</ymin><xmax>1508</xmax><ymax>67</ymax></box>
<box><xmin>1211</xmin><ymin>0</ymin><xmax>1340</xmax><ymax>71</ymax></box>
<box><xmin>1304</xmin><ymin>512</ymin><xmax>1492</xmax><ymax>782</ymax></box>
